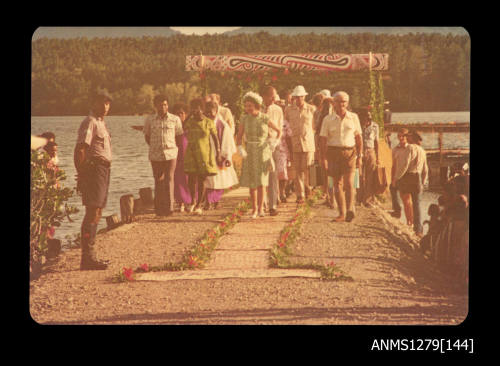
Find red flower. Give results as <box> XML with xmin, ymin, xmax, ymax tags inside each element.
<box><xmin>278</xmin><ymin>241</ymin><xmax>285</xmax><ymax>248</ymax></box>
<box><xmin>188</xmin><ymin>256</ymin><xmax>198</xmax><ymax>267</ymax></box>
<box><xmin>123</xmin><ymin>267</ymin><xmax>134</xmax><ymax>281</ymax></box>
<box><xmin>282</xmin><ymin>232</ymin><xmax>289</xmax><ymax>242</ymax></box>
<box><xmin>283</xmin><ymin>68</ymin><xmax>289</xmax><ymax>75</ymax></box>
<box><xmin>199</xmin><ymin>72</ymin><xmax>206</xmax><ymax>80</ymax></box>
<box><xmin>220</xmin><ymin>222</ymin><xmax>227</xmax><ymax>228</ymax></box>
<box><xmin>140</xmin><ymin>263</ymin><xmax>149</xmax><ymax>272</ymax></box>
<box><xmin>271</xmin><ymin>75</ymin><xmax>278</xmax><ymax>81</ymax></box>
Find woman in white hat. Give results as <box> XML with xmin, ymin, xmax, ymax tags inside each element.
<box><xmin>236</xmin><ymin>92</ymin><xmax>281</xmax><ymax>218</ymax></box>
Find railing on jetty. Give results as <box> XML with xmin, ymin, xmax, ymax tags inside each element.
<box><xmin>385</xmin><ymin>122</ymin><xmax>470</xmax><ymax>166</ymax></box>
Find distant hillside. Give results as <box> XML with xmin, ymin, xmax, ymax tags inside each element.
<box><xmin>32</xmin><ymin>27</ymin><xmax>182</xmax><ymax>40</ymax></box>
<box><xmin>223</xmin><ymin>26</ymin><xmax>469</xmax><ymax>36</ymax></box>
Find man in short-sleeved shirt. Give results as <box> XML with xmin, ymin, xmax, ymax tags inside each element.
<box><xmin>74</xmin><ymin>90</ymin><xmax>113</xmax><ymax>270</ymax></box>
<box><xmin>319</xmin><ymin>91</ymin><xmax>363</xmax><ymax>222</ymax></box>
<box><xmin>144</xmin><ymin>95</ymin><xmax>184</xmax><ymax>216</ymax></box>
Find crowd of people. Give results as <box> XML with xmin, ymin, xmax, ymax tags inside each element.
<box><xmin>31</xmin><ymin>86</ymin><xmax>467</xmax><ymax>272</ymax></box>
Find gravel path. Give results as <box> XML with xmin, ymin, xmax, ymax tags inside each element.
<box><xmin>29</xmin><ymin>191</ymin><xmax>468</xmax><ymax>325</ymax></box>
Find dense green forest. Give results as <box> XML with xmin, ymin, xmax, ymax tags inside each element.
<box><xmin>31</xmin><ymin>32</ymin><xmax>470</xmax><ymax>116</ymax></box>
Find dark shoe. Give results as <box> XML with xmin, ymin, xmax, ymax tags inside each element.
<box><xmin>346</xmin><ymin>211</ymin><xmax>355</xmax><ymax>222</ymax></box>
<box><xmin>80</xmin><ymin>258</ymin><xmax>108</xmax><ymax>271</ymax></box>
<box><xmin>269</xmin><ymin>208</ymin><xmax>279</xmax><ymax>216</ymax></box>
<box><xmin>280</xmin><ymin>195</ymin><xmax>287</xmax><ymax>203</ymax></box>
<box><xmin>390</xmin><ymin>211</ymin><xmax>401</xmax><ymax>219</ymax></box>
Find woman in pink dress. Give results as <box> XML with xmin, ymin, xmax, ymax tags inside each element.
<box><xmin>171</xmin><ymin>103</ymin><xmax>195</xmax><ymax>212</ymax></box>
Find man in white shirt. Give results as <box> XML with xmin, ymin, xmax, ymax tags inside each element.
<box><xmin>262</xmin><ymin>86</ymin><xmax>283</xmax><ymax>216</ymax></box>
<box><xmin>390</xmin><ymin>128</ymin><xmax>418</xmax><ymax>228</ymax></box>
<box><xmin>144</xmin><ymin>95</ymin><xmax>184</xmax><ymax>216</ymax></box>
<box><xmin>408</xmin><ymin>131</ymin><xmax>428</xmax><ymax>237</ymax></box>
<box><xmin>319</xmin><ymin>91</ymin><xmax>363</xmax><ymax>222</ymax></box>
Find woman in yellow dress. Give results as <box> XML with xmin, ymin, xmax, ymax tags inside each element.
<box><xmin>183</xmin><ymin>98</ymin><xmax>222</xmax><ymax>214</ymax></box>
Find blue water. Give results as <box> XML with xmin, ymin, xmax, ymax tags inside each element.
<box><xmin>31</xmin><ymin>112</ymin><xmax>469</xmax><ymax>241</ymax></box>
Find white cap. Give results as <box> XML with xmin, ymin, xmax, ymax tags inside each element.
<box><xmin>319</xmin><ymin>89</ymin><xmax>331</xmax><ymax>98</ymax></box>
<box><xmin>291</xmin><ymin>85</ymin><xmax>308</xmax><ymax>97</ymax></box>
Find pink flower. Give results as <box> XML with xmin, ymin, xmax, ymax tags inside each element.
<box><xmin>140</xmin><ymin>263</ymin><xmax>149</xmax><ymax>272</ymax></box>
<box><xmin>220</xmin><ymin>222</ymin><xmax>226</xmax><ymax>228</ymax></box>
<box><xmin>123</xmin><ymin>267</ymin><xmax>134</xmax><ymax>281</ymax></box>
<box><xmin>278</xmin><ymin>242</ymin><xmax>285</xmax><ymax>248</ymax></box>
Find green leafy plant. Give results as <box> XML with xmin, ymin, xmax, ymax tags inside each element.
<box><xmin>30</xmin><ymin>149</ymin><xmax>79</xmax><ymax>279</ymax></box>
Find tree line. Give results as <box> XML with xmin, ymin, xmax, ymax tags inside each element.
<box><xmin>31</xmin><ymin>32</ymin><xmax>470</xmax><ymax>116</ymax></box>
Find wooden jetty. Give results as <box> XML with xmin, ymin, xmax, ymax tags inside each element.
<box><xmin>385</xmin><ymin>121</ymin><xmax>469</xmax><ymax>164</ymax></box>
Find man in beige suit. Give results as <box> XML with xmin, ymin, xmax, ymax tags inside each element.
<box><xmin>285</xmin><ymin>85</ymin><xmax>316</xmax><ymax>203</ymax></box>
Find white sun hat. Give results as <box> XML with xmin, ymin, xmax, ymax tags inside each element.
<box><xmin>291</xmin><ymin>85</ymin><xmax>308</xmax><ymax>97</ymax></box>
<box><xmin>31</xmin><ymin>135</ymin><xmax>48</xmax><ymax>150</ymax></box>
<box><xmin>319</xmin><ymin>89</ymin><xmax>331</xmax><ymax>98</ymax></box>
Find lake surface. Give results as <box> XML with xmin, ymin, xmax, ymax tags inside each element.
<box><xmin>390</xmin><ymin>111</ymin><xmax>469</xmax><ymax>150</ymax></box>
<box><xmin>31</xmin><ymin>112</ymin><xmax>470</xmax><ymax>241</ymax></box>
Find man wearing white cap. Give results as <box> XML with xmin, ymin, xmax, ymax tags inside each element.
<box><xmin>285</xmin><ymin>85</ymin><xmax>316</xmax><ymax>203</ymax></box>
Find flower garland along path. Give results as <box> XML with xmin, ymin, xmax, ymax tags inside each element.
<box><xmin>270</xmin><ymin>188</ymin><xmax>354</xmax><ymax>281</ymax></box>
<box><xmin>112</xmin><ymin>199</ymin><xmax>251</xmax><ymax>282</ymax></box>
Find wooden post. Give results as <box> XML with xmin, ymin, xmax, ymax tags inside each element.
<box><xmin>438</xmin><ymin>132</ymin><xmax>443</xmax><ymax>167</ymax></box>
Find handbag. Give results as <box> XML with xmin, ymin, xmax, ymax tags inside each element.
<box><xmin>374</xmin><ymin>165</ymin><xmax>388</xmax><ymax>195</ymax></box>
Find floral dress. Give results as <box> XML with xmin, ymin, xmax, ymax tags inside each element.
<box><xmin>239</xmin><ymin>112</ymin><xmax>272</xmax><ymax>188</ymax></box>
<box><xmin>183</xmin><ymin>116</ymin><xmax>218</xmax><ymax>176</ymax></box>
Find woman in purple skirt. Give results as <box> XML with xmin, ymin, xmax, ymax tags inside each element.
<box><xmin>171</xmin><ymin>103</ymin><xmax>196</xmax><ymax>212</ymax></box>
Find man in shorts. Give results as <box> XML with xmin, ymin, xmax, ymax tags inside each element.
<box><xmin>74</xmin><ymin>90</ymin><xmax>113</xmax><ymax>270</ymax></box>
<box><xmin>319</xmin><ymin>91</ymin><xmax>363</xmax><ymax>222</ymax></box>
